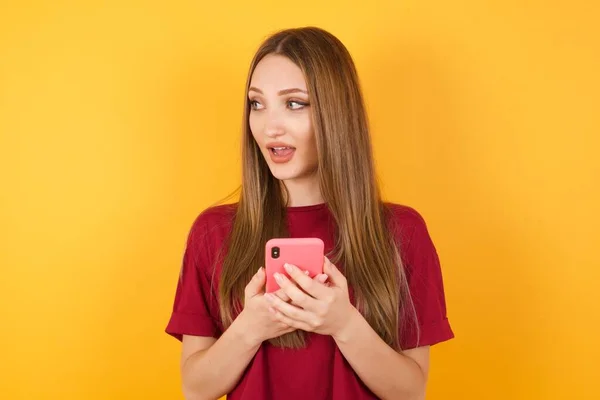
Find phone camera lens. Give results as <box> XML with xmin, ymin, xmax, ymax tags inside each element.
<box><xmin>271</xmin><ymin>247</ymin><xmax>280</xmax><ymax>259</ymax></box>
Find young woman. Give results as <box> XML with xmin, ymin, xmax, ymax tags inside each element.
<box><xmin>165</xmin><ymin>26</ymin><xmax>454</xmax><ymax>400</ymax></box>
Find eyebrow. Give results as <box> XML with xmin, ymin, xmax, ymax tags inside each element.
<box><xmin>248</xmin><ymin>87</ymin><xmax>308</xmax><ymax>95</ymax></box>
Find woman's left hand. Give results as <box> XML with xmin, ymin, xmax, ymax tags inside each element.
<box><xmin>264</xmin><ymin>256</ymin><xmax>358</xmax><ymax>337</ymax></box>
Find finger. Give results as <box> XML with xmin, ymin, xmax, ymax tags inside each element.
<box><xmin>267</xmin><ymin>313</ymin><xmax>296</xmax><ymax>334</ymax></box>
<box><xmin>274</xmin><ymin>310</ymin><xmax>313</xmax><ymax>331</ymax></box>
<box><xmin>323</xmin><ymin>257</ymin><xmax>346</xmax><ymax>288</ymax></box>
<box><xmin>283</xmin><ymin>263</ymin><xmax>329</xmax><ymax>299</ymax></box>
<box><xmin>265</xmin><ymin>292</ymin><xmax>314</xmax><ymax>324</ymax></box>
<box><xmin>244</xmin><ymin>267</ymin><xmax>265</xmax><ymax>298</ymax></box>
<box><xmin>277</xmin><ymin>319</ymin><xmax>296</xmax><ymax>331</ymax></box>
<box><xmin>268</xmin><ymin>304</ymin><xmax>314</xmax><ymax>332</ymax></box>
<box><xmin>274</xmin><ymin>288</ymin><xmax>291</xmax><ymax>302</ymax></box>
<box><xmin>315</xmin><ymin>274</ymin><xmax>328</xmax><ymax>283</ymax></box>
<box><xmin>273</xmin><ymin>271</ymin><xmax>320</xmax><ymax>310</ymax></box>
<box><xmin>278</xmin><ymin>325</ymin><xmax>296</xmax><ymax>335</ymax></box>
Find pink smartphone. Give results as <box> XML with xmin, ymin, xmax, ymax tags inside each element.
<box><xmin>265</xmin><ymin>238</ymin><xmax>325</xmax><ymax>293</ymax></box>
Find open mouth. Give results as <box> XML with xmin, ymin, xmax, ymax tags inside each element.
<box><xmin>270</xmin><ymin>147</ymin><xmax>295</xmax><ymax>156</ymax></box>
<box><xmin>267</xmin><ymin>145</ymin><xmax>297</xmax><ymax>163</ymax></box>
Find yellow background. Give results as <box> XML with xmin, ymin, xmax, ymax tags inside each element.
<box><xmin>1</xmin><ymin>1</ymin><xmax>599</xmax><ymax>399</ymax></box>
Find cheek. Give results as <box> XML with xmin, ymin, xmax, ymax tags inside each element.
<box><xmin>293</xmin><ymin>114</ymin><xmax>312</xmax><ymax>141</ymax></box>
<box><xmin>248</xmin><ymin>114</ymin><xmax>261</xmax><ymax>143</ymax></box>
<box><xmin>301</xmin><ymin>124</ymin><xmax>318</xmax><ymax>165</ymax></box>
<box><xmin>307</xmin><ymin>137</ymin><xmax>318</xmax><ymax>166</ymax></box>
<box><xmin>297</xmin><ymin>118</ymin><xmax>317</xmax><ymax>162</ymax></box>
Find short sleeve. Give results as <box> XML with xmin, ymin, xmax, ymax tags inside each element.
<box><xmin>396</xmin><ymin>207</ymin><xmax>454</xmax><ymax>350</ymax></box>
<box><xmin>165</xmin><ymin>216</ymin><xmax>222</xmax><ymax>341</ymax></box>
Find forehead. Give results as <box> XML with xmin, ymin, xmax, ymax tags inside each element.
<box><xmin>250</xmin><ymin>54</ymin><xmax>307</xmax><ymax>91</ymax></box>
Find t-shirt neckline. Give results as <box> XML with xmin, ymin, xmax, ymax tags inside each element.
<box><xmin>286</xmin><ymin>202</ymin><xmax>328</xmax><ymax>212</ymax></box>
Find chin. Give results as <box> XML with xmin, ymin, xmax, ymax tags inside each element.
<box><xmin>269</xmin><ymin>167</ymin><xmax>300</xmax><ymax>181</ymax></box>
<box><xmin>268</xmin><ymin>163</ymin><xmax>318</xmax><ymax>183</ymax></box>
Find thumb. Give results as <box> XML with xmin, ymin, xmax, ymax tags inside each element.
<box><xmin>245</xmin><ymin>267</ymin><xmax>266</xmax><ymax>298</ymax></box>
<box><xmin>323</xmin><ymin>257</ymin><xmax>346</xmax><ymax>289</ymax></box>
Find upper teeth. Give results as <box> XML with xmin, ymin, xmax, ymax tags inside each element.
<box><xmin>274</xmin><ymin>147</ymin><xmax>289</xmax><ymax>150</ymax></box>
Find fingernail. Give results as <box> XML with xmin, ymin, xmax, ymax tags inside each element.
<box><xmin>265</xmin><ymin>293</ymin><xmax>274</xmax><ymax>302</ymax></box>
<box><xmin>304</xmin><ymin>270</ymin><xmax>310</xmax><ymax>275</ymax></box>
<box><xmin>284</xmin><ymin>263</ymin><xmax>294</xmax><ymax>273</ymax></box>
<box><xmin>274</xmin><ymin>273</ymin><xmax>284</xmax><ymax>283</ymax></box>
<box><xmin>317</xmin><ymin>274</ymin><xmax>328</xmax><ymax>283</ymax></box>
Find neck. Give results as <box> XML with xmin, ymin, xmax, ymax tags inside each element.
<box><xmin>282</xmin><ymin>173</ymin><xmax>324</xmax><ymax>207</ymax></box>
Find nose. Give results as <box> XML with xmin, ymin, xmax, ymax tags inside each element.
<box><xmin>264</xmin><ymin>111</ymin><xmax>285</xmax><ymax>138</ymax></box>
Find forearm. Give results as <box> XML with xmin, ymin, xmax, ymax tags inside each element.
<box><xmin>333</xmin><ymin>308</ymin><xmax>426</xmax><ymax>400</ymax></box>
<box><xmin>182</xmin><ymin>312</ymin><xmax>260</xmax><ymax>400</ymax></box>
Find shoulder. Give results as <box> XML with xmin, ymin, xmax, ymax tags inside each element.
<box><xmin>383</xmin><ymin>202</ymin><xmax>430</xmax><ymax>244</ymax></box>
<box><xmin>187</xmin><ymin>203</ymin><xmax>238</xmax><ymax>241</ymax></box>
<box><xmin>183</xmin><ymin>203</ymin><xmax>238</xmax><ymax>263</ymax></box>
<box><xmin>178</xmin><ymin>203</ymin><xmax>238</xmax><ymax>278</ymax></box>
<box><xmin>382</xmin><ymin>202</ymin><xmax>440</xmax><ymax>270</ymax></box>
<box><xmin>384</xmin><ymin>203</ymin><xmax>454</xmax><ymax>348</ymax></box>
<box><xmin>383</xmin><ymin>202</ymin><xmax>427</xmax><ymax>226</ymax></box>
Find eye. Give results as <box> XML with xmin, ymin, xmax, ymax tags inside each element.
<box><xmin>288</xmin><ymin>100</ymin><xmax>308</xmax><ymax>110</ymax></box>
<box><xmin>249</xmin><ymin>100</ymin><xmax>263</xmax><ymax>111</ymax></box>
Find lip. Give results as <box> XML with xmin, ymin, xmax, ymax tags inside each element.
<box><xmin>266</xmin><ymin>141</ymin><xmax>296</xmax><ymax>150</ymax></box>
<box><xmin>266</xmin><ymin>142</ymin><xmax>296</xmax><ymax>164</ymax></box>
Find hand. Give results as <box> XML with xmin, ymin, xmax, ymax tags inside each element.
<box><xmin>264</xmin><ymin>257</ymin><xmax>357</xmax><ymax>338</ymax></box>
<box><xmin>236</xmin><ymin>267</ymin><xmax>295</xmax><ymax>347</ymax></box>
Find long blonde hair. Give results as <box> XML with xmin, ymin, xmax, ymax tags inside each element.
<box><xmin>218</xmin><ymin>27</ymin><xmax>414</xmax><ymax>350</ymax></box>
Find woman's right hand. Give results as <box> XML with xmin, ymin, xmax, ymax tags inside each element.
<box><xmin>236</xmin><ymin>267</ymin><xmax>296</xmax><ymax>347</ymax></box>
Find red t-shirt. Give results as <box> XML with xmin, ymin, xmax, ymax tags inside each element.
<box><xmin>165</xmin><ymin>202</ymin><xmax>454</xmax><ymax>399</ymax></box>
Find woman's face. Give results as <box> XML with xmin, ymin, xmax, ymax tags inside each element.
<box><xmin>248</xmin><ymin>54</ymin><xmax>318</xmax><ymax>182</ymax></box>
